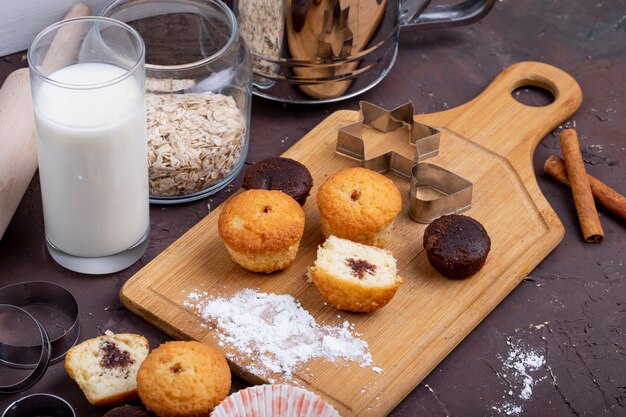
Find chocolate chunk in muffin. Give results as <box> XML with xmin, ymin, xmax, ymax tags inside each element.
<box><xmin>100</xmin><ymin>340</ymin><xmax>134</xmax><ymax>369</ymax></box>
<box><xmin>423</xmin><ymin>214</ymin><xmax>491</xmax><ymax>279</ymax></box>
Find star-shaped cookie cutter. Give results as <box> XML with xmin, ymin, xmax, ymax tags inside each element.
<box><xmin>336</xmin><ymin>101</ymin><xmax>473</xmax><ymax>223</ymax></box>
<box><xmin>337</xmin><ymin>101</ymin><xmax>441</xmax><ymax>177</ymax></box>
<box><xmin>317</xmin><ymin>0</ymin><xmax>353</xmax><ymax>65</ymax></box>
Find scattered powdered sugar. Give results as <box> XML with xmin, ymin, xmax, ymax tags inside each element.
<box><xmin>491</xmin><ymin>403</ymin><xmax>523</xmax><ymax>416</ymax></box>
<box><xmin>503</xmin><ymin>339</ymin><xmax>545</xmax><ymax>400</ymax></box>
<box><xmin>184</xmin><ymin>289</ymin><xmax>377</xmax><ymax>381</ymax></box>
<box><xmin>489</xmin><ymin>338</ymin><xmax>547</xmax><ymax>416</ymax></box>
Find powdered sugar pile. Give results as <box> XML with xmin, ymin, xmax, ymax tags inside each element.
<box><xmin>490</xmin><ymin>338</ymin><xmax>546</xmax><ymax>416</ymax></box>
<box><xmin>185</xmin><ymin>289</ymin><xmax>377</xmax><ymax>381</ymax></box>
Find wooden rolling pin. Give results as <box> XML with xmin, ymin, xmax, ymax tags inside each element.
<box><xmin>0</xmin><ymin>3</ymin><xmax>90</xmax><ymax>240</ymax></box>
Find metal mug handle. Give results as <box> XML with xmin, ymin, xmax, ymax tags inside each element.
<box><xmin>400</xmin><ymin>0</ymin><xmax>496</xmax><ymax>31</ymax></box>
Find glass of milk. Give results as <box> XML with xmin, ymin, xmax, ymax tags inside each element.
<box><xmin>28</xmin><ymin>17</ymin><xmax>149</xmax><ymax>274</ymax></box>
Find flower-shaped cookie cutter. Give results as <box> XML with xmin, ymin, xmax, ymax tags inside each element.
<box><xmin>336</xmin><ymin>101</ymin><xmax>473</xmax><ymax>223</ymax></box>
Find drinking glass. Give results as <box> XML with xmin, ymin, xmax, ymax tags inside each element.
<box><xmin>28</xmin><ymin>17</ymin><xmax>149</xmax><ymax>274</ymax></box>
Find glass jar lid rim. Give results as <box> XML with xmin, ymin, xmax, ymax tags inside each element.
<box><xmin>102</xmin><ymin>0</ymin><xmax>239</xmax><ymax>71</ymax></box>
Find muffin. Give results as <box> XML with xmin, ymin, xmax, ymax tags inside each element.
<box><xmin>137</xmin><ymin>341</ymin><xmax>231</xmax><ymax>417</ymax></box>
<box><xmin>309</xmin><ymin>235</ymin><xmax>402</xmax><ymax>313</ymax></box>
<box><xmin>316</xmin><ymin>167</ymin><xmax>402</xmax><ymax>248</ymax></box>
<box><xmin>64</xmin><ymin>331</ymin><xmax>150</xmax><ymax>407</ymax></box>
<box><xmin>218</xmin><ymin>189</ymin><xmax>305</xmax><ymax>273</ymax></box>
<box><xmin>242</xmin><ymin>157</ymin><xmax>313</xmax><ymax>205</ymax></box>
<box><xmin>423</xmin><ymin>214</ymin><xmax>491</xmax><ymax>279</ymax></box>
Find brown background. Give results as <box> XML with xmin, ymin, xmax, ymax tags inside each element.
<box><xmin>1</xmin><ymin>0</ymin><xmax>625</xmax><ymax>416</ymax></box>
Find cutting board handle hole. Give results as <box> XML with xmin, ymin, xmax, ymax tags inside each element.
<box><xmin>511</xmin><ymin>85</ymin><xmax>555</xmax><ymax>107</ymax></box>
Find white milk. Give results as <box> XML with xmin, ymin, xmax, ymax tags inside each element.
<box><xmin>33</xmin><ymin>63</ymin><xmax>149</xmax><ymax>258</ymax></box>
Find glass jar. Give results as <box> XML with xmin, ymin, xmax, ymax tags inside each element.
<box><xmin>102</xmin><ymin>0</ymin><xmax>253</xmax><ymax>204</ymax></box>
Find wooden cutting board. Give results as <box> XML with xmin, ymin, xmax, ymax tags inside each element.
<box><xmin>121</xmin><ymin>62</ymin><xmax>582</xmax><ymax>417</ymax></box>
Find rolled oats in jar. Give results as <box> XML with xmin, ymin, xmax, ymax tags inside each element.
<box><xmin>103</xmin><ymin>0</ymin><xmax>252</xmax><ymax>203</ymax></box>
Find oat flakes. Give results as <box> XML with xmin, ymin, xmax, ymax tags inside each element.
<box><xmin>147</xmin><ymin>92</ymin><xmax>245</xmax><ymax>197</ymax></box>
<box><xmin>237</xmin><ymin>0</ymin><xmax>284</xmax><ymax>77</ymax></box>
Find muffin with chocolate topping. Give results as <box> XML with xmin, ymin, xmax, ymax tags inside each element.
<box><xmin>242</xmin><ymin>157</ymin><xmax>313</xmax><ymax>205</ymax></box>
<box><xmin>103</xmin><ymin>406</ymin><xmax>155</xmax><ymax>417</ymax></box>
<box><xmin>317</xmin><ymin>167</ymin><xmax>402</xmax><ymax>248</ymax></box>
<box><xmin>309</xmin><ymin>235</ymin><xmax>402</xmax><ymax>313</ymax></box>
<box><xmin>65</xmin><ymin>331</ymin><xmax>149</xmax><ymax>406</ymax></box>
<box><xmin>423</xmin><ymin>214</ymin><xmax>491</xmax><ymax>279</ymax></box>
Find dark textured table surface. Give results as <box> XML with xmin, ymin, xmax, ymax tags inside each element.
<box><xmin>1</xmin><ymin>1</ymin><xmax>625</xmax><ymax>416</ymax></box>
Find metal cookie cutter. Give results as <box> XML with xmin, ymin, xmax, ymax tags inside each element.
<box><xmin>0</xmin><ymin>282</ymin><xmax>79</xmax><ymax>368</ymax></box>
<box><xmin>409</xmin><ymin>163</ymin><xmax>473</xmax><ymax>223</ymax></box>
<box><xmin>317</xmin><ymin>0</ymin><xmax>354</xmax><ymax>63</ymax></box>
<box><xmin>336</xmin><ymin>101</ymin><xmax>473</xmax><ymax>223</ymax></box>
<box><xmin>337</xmin><ymin>101</ymin><xmax>440</xmax><ymax>178</ymax></box>
<box><xmin>2</xmin><ymin>393</ymin><xmax>75</xmax><ymax>417</ymax></box>
<box><xmin>0</xmin><ymin>304</ymin><xmax>51</xmax><ymax>394</ymax></box>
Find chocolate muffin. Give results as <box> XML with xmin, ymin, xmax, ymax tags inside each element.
<box><xmin>242</xmin><ymin>157</ymin><xmax>313</xmax><ymax>205</ymax></box>
<box><xmin>423</xmin><ymin>214</ymin><xmax>491</xmax><ymax>279</ymax></box>
<box><xmin>103</xmin><ymin>406</ymin><xmax>154</xmax><ymax>417</ymax></box>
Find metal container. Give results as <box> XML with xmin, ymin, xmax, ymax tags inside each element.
<box><xmin>234</xmin><ymin>0</ymin><xmax>494</xmax><ymax>103</ymax></box>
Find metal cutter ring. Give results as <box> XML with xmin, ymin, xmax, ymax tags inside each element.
<box><xmin>0</xmin><ymin>304</ymin><xmax>51</xmax><ymax>394</ymax></box>
<box><xmin>0</xmin><ymin>281</ymin><xmax>79</xmax><ymax>368</ymax></box>
<box><xmin>336</xmin><ymin>100</ymin><xmax>473</xmax><ymax>223</ymax></box>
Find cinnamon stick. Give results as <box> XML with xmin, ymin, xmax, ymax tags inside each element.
<box><xmin>544</xmin><ymin>155</ymin><xmax>626</xmax><ymax>222</ymax></box>
<box><xmin>558</xmin><ymin>129</ymin><xmax>604</xmax><ymax>242</ymax></box>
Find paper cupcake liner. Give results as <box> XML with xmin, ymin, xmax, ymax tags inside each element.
<box><xmin>212</xmin><ymin>384</ymin><xmax>341</xmax><ymax>417</ymax></box>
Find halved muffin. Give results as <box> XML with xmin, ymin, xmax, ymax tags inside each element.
<box><xmin>64</xmin><ymin>331</ymin><xmax>150</xmax><ymax>407</ymax></box>
<box><xmin>309</xmin><ymin>236</ymin><xmax>402</xmax><ymax>312</ymax></box>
